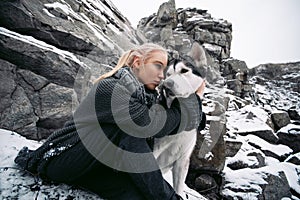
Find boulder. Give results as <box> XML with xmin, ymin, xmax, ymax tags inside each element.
<box><xmin>285</xmin><ymin>153</ymin><xmax>300</xmax><ymax>165</ymax></box>
<box><xmin>246</xmin><ymin>135</ymin><xmax>292</xmax><ymax>161</ymax></box>
<box><xmin>226</xmin><ymin>105</ymin><xmax>279</xmax><ymax>143</ymax></box>
<box><xmin>222</xmin><ymin>166</ymin><xmax>293</xmax><ymax>200</ymax></box>
<box><xmin>224</xmin><ymin>139</ymin><xmax>243</xmax><ymax>157</ymax></box>
<box><xmin>0</xmin><ymin>28</ymin><xmax>90</xmax><ymax>139</ymax></box>
<box><xmin>271</xmin><ymin>111</ymin><xmax>291</xmax><ymax>131</ymax></box>
<box><xmin>276</xmin><ymin>124</ymin><xmax>300</xmax><ymax>153</ymax></box>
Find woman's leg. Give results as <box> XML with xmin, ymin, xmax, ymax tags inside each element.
<box><xmin>73</xmin><ymin>162</ymin><xmax>146</xmax><ymax>200</ymax></box>
<box><xmin>45</xmin><ymin>148</ymin><xmax>146</xmax><ymax>199</ymax></box>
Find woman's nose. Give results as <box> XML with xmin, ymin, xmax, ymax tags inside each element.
<box><xmin>158</xmin><ymin>70</ymin><xmax>164</xmax><ymax>79</ymax></box>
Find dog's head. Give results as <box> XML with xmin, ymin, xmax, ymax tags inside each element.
<box><xmin>160</xmin><ymin>42</ymin><xmax>206</xmax><ymax>107</ymax></box>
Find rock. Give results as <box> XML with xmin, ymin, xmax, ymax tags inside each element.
<box><xmin>223</xmin><ymin>131</ymin><xmax>300</xmax><ymax>200</ymax></box>
<box><xmin>222</xmin><ymin>166</ymin><xmax>294</xmax><ymax>200</ymax></box>
<box><xmin>285</xmin><ymin>153</ymin><xmax>300</xmax><ymax>165</ymax></box>
<box><xmin>262</xmin><ymin>172</ymin><xmax>292</xmax><ymax>200</ymax></box>
<box><xmin>194</xmin><ymin>174</ymin><xmax>216</xmax><ymax>191</ymax></box>
<box><xmin>191</xmin><ymin>119</ymin><xmax>226</xmax><ymax>172</ymax></box>
<box><xmin>221</xmin><ymin>58</ymin><xmax>248</xmax><ymax>77</ymax></box>
<box><xmin>0</xmin><ymin>0</ymin><xmax>139</xmax><ymax>54</ymax></box>
<box><xmin>276</xmin><ymin>124</ymin><xmax>300</xmax><ymax>153</ymax></box>
<box><xmin>190</xmin><ymin>87</ymin><xmax>229</xmax><ymax>173</ymax></box>
<box><xmin>249</xmin><ymin>62</ymin><xmax>300</xmax><ymax>112</ymax></box>
<box><xmin>226</xmin><ymin>150</ymin><xmax>265</xmax><ymax>170</ymax></box>
<box><xmin>0</xmin><ymin>0</ymin><xmax>142</xmax><ymax>139</ymax></box>
<box><xmin>221</xmin><ymin>58</ymin><xmax>253</xmax><ymax>98</ymax></box>
<box><xmin>288</xmin><ymin>108</ymin><xmax>300</xmax><ymax>120</ymax></box>
<box><xmin>186</xmin><ymin>170</ymin><xmax>223</xmax><ymax>200</ymax></box>
<box><xmin>156</xmin><ymin>0</ymin><xmax>178</xmax><ymax>28</ymax></box>
<box><xmin>226</xmin><ymin>105</ymin><xmax>279</xmax><ymax>143</ymax></box>
<box><xmin>246</xmin><ymin>135</ymin><xmax>292</xmax><ymax>161</ymax></box>
<box><xmin>138</xmin><ymin>6</ymin><xmax>232</xmax><ymax>61</ymax></box>
<box><xmin>246</xmin><ymin>151</ymin><xmax>265</xmax><ymax>167</ymax></box>
<box><xmin>224</xmin><ymin>139</ymin><xmax>243</xmax><ymax>157</ymax></box>
<box><xmin>271</xmin><ymin>111</ymin><xmax>291</xmax><ymax>131</ymax></box>
<box><xmin>0</xmin><ymin>28</ymin><xmax>90</xmax><ymax>139</ymax></box>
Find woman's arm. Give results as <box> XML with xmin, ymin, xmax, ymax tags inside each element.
<box><xmin>95</xmin><ymin>79</ymin><xmax>202</xmax><ymax>138</ymax></box>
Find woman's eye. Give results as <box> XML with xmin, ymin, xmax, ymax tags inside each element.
<box><xmin>154</xmin><ymin>63</ymin><xmax>164</xmax><ymax>70</ymax></box>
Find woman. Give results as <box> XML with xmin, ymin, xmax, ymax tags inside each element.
<box><xmin>15</xmin><ymin>43</ymin><xmax>205</xmax><ymax>200</ymax></box>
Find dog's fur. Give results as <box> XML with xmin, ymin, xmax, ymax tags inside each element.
<box><xmin>153</xmin><ymin>42</ymin><xmax>206</xmax><ymax>199</ymax></box>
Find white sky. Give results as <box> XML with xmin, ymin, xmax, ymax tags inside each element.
<box><xmin>111</xmin><ymin>0</ymin><xmax>300</xmax><ymax>68</ymax></box>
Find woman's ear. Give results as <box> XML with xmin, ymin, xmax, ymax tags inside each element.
<box><xmin>132</xmin><ymin>56</ymin><xmax>141</xmax><ymax>69</ymax></box>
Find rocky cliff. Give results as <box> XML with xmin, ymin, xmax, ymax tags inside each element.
<box><xmin>0</xmin><ymin>0</ymin><xmax>299</xmax><ymax>199</ymax></box>
<box><xmin>0</xmin><ymin>0</ymin><xmax>145</xmax><ymax>139</ymax></box>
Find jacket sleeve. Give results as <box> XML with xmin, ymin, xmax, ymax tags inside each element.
<box><xmin>94</xmin><ymin>79</ymin><xmax>202</xmax><ymax>138</ymax></box>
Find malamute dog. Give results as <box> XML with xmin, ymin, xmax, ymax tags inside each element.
<box><xmin>153</xmin><ymin>42</ymin><xmax>207</xmax><ymax>200</ymax></box>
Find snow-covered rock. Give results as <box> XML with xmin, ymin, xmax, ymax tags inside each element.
<box><xmin>277</xmin><ymin>124</ymin><xmax>300</xmax><ymax>152</ymax></box>
<box><xmin>223</xmin><ymin>134</ymin><xmax>300</xmax><ymax>200</ymax></box>
<box><xmin>226</xmin><ymin>104</ymin><xmax>278</xmax><ymax>143</ymax></box>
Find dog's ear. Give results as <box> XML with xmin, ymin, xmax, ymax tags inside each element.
<box><xmin>188</xmin><ymin>42</ymin><xmax>207</xmax><ymax>68</ymax></box>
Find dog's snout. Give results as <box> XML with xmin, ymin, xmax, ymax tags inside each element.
<box><xmin>164</xmin><ymin>79</ymin><xmax>174</xmax><ymax>88</ymax></box>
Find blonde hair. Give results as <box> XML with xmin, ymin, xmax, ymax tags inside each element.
<box><xmin>94</xmin><ymin>43</ymin><xmax>167</xmax><ymax>83</ymax></box>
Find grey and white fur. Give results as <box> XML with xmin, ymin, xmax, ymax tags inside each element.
<box><xmin>153</xmin><ymin>42</ymin><xmax>207</xmax><ymax>199</ymax></box>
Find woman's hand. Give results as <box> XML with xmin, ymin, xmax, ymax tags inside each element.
<box><xmin>196</xmin><ymin>80</ymin><xmax>206</xmax><ymax>99</ymax></box>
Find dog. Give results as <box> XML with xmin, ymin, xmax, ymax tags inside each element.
<box><xmin>153</xmin><ymin>42</ymin><xmax>206</xmax><ymax>199</ymax></box>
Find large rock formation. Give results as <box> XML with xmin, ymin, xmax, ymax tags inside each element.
<box><xmin>0</xmin><ymin>0</ymin><xmax>144</xmax><ymax>139</ymax></box>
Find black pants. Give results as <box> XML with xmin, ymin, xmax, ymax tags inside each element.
<box><xmin>72</xmin><ymin>163</ymin><xmax>146</xmax><ymax>200</ymax></box>
<box><xmin>44</xmin><ymin>138</ymin><xmax>176</xmax><ymax>200</ymax></box>
<box><xmin>44</xmin><ymin>144</ymin><xmax>146</xmax><ymax>199</ymax></box>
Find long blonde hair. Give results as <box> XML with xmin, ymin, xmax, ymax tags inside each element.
<box><xmin>94</xmin><ymin>43</ymin><xmax>167</xmax><ymax>83</ymax></box>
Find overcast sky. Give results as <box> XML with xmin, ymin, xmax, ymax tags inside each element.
<box><xmin>111</xmin><ymin>0</ymin><xmax>300</xmax><ymax>68</ymax></box>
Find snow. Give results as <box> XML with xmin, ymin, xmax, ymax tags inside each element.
<box><xmin>187</xmin><ymin>15</ymin><xmax>206</xmax><ymax>22</ymax></box>
<box><xmin>42</xmin><ymin>8</ymin><xmax>56</xmax><ymax>18</ymax></box>
<box><xmin>278</xmin><ymin>124</ymin><xmax>300</xmax><ymax>135</ymax></box>
<box><xmin>226</xmin><ymin>105</ymin><xmax>274</xmax><ymax>134</ymax></box>
<box><xmin>0</xmin><ymin>129</ymin><xmax>42</xmax><ymax>167</ymax></box>
<box><xmin>285</xmin><ymin>152</ymin><xmax>300</xmax><ymax>162</ymax></box>
<box><xmin>44</xmin><ymin>2</ymin><xmax>71</xmax><ymax>15</ymax></box>
<box><xmin>223</xmin><ymin>162</ymin><xmax>300</xmax><ymax>197</ymax></box>
<box><xmin>244</xmin><ymin>134</ymin><xmax>293</xmax><ymax>157</ymax></box>
<box><xmin>223</xmin><ymin>131</ymin><xmax>300</xmax><ymax>199</ymax></box>
<box><xmin>202</xmin><ymin>43</ymin><xmax>222</xmax><ymax>53</ymax></box>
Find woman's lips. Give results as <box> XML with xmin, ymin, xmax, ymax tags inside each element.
<box><xmin>154</xmin><ymin>81</ymin><xmax>161</xmax><ymax>85</ymax></box>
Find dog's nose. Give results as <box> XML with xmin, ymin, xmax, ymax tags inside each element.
<box><xmin>164</xmin><ymin>79</ymin><xmax>174</xmax><ymax>88</ymax></box>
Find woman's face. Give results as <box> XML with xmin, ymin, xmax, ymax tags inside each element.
<box><xmin>134</xmin><ymin>51</ymin><xmax>168</xmax><ymax>90</ymax></box>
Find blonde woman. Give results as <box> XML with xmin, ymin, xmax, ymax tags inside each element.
<box><xmin>15</xmin><ymin>43</ymin><xmax>205</xmax><ymax>200</ymax></box>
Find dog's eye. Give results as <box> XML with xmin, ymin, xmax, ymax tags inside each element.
<box><xmin>180</xmin><ymin>68</ymin><xmax>189</xmax><ymax>74</ymax></box>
